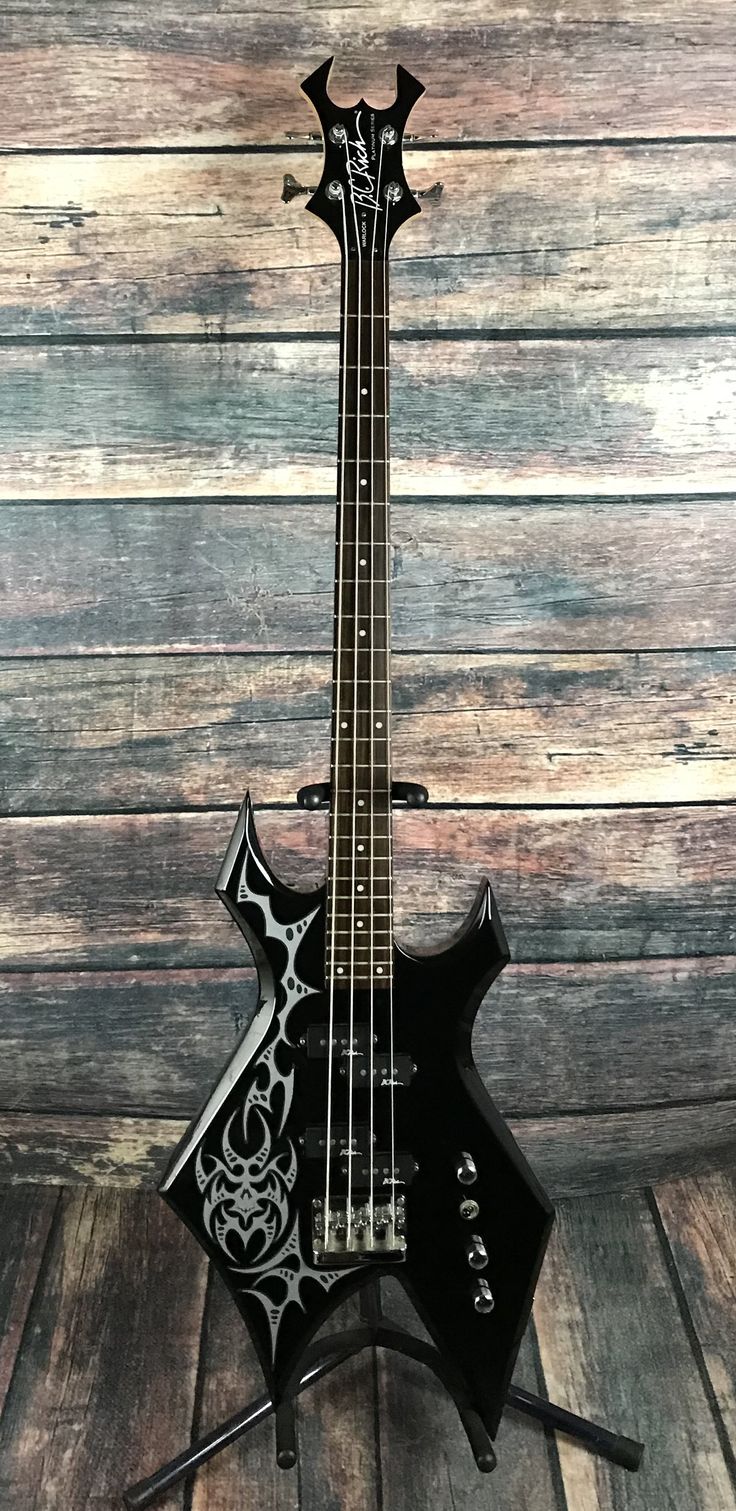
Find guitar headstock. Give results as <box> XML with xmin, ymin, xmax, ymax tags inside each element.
<box><xmin>300</xmin><ymin>57</ymin><xmax>425</xmax><ymax>260</ymax></box>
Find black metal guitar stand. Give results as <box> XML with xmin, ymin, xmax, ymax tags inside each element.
<box><xmin>123</xmin><ymin>1275</ymin><xmax>643</xmax><ymax>1509</ymax></box>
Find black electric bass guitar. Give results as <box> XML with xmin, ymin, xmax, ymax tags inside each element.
<box><xmin>161</xmin><ymin>57</ymin><xmax>553</xmax><ymax>1441</ymax></box>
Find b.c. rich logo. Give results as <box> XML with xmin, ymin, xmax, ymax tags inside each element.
<box><xmin>347</xmin><ymin>111</ymin><xmax>382</xmax><ymax>213</ymax></box>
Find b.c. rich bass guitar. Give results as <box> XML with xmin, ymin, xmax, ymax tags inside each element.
<box><xmin>160</xmin><ymin>58</ymin><xmax>553</xmax><ymax>1441</ymax></box>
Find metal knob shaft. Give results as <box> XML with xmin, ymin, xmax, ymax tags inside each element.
<box><xmin>456</xmin><ymin>1151</ymin><xmax>477</xmax><ymax>1186</ymax></box>
<box><xmin>473</xmin><ymin>1279</ymin><xmax>495</xmax><ymax>1314</ymax></box>
<box><xmin>466</xmin><ymin>1234</ymin><xmax>488</xmax><ymax>1271</ymax></box>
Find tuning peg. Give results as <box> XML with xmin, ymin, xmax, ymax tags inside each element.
<box><xmin>404</xmin><ymin>131</ymin><xmax>436</xmax><ymax>142</ymax></box>
<box><xmin>284</xmin><ymin>130</ymin><xmax>322</xmax><ymax>142</ymax></box>
<box><xmin>415</xmin><ymin>180</ymin><xmax>444</xmax><ymax>202</ymax></box>
<box><xmin>282</xmin><ymin>173</ymin><xmax>318</xmax><ymax>203</ymax></box>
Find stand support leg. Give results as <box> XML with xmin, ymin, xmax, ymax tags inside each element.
<box><xmin>507</xmin><ymin>1386</ymin><xmax>644</xmax><ymax>1471</ymax></box>
<box><xmin>123</xmin><ymin>1342</ymin><xmax>356</xmax><ymax>1511</ymax></box>
<box><xmin>275</xmin><ymin>1399</ymin><xmax>298</xmax><ymax>1471</ymax></box>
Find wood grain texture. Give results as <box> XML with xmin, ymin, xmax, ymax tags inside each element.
<box><xmin>3</xmin><ymin>1104</ymin><xmax>734</xmax><ymax>1199</ymax></box>
<box><xmin>1</xmin><ymin>498</ymin><xmax>734</xmax><ymax>657</ymax></box>
<box><xmin>654</xmin><ymin>1170</ymin><xmax>736</xmax><ymax>1457</ymax></box>
<box><xmin>3</xmin><ymin>649</ymin><xmax>736</xmax><ymax>813</ymax></box>
<box><xmin>190</xmin><ymin>1269</ymin><xmax>300</xmax><ymax>1511</ymax></box>
<box><xmin>0</xmin><ymin>1187</ymin><xmax>58</xmax><ymax>1417</ymax></box>
<box><xmin>1</xmin><ymin>338</ymin><xmax>736</xmax><ymax>498</ymax></box>
<box><xmin>377</xmin><ymin>1279</ymin><xmax>563</xmax><ymax>1510</ymax></box>
<box><xmin>1</xmin><ymin>804</ymin><xmax>735</xmax><ymax>969</ymax></box>
<box><xmin>0</xmin><ymin>1187</ymin><xmax>208</xmax><ymax>1510</ymax></box>
<box><xmin>1</xmin><ymin>4</ymin><xmax>736</xmax><ymax>147</ymax></box>
<box><xmin>2</xmin><ymin>956</ymin><xmax>735</xmax><ymax>1121</ymax></box>
<box><xmin>4</xmin><ymin>143</ymin><xmax>736</xmax><ymax>336</ymax></box>
<box><xmin>534</xmin><ymin>1190</ymin><xmax>736</xmax><ymax>1510</ymax></box>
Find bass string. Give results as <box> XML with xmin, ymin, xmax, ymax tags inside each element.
<box><xmin>323</xmin><ymin>185</ymin><xmax>351</xmax><ymax>1227</ymax></box>
<box><xmin>343</xmin><ymin>141</ymin><xmax>364</xmax><ymax>1245</ymax></box>
<box><xmin>368</xmin><ymin>133</ymin><xmax>386</xmax><ymax>1237</ymax></box>
<box><xmin>381</xmin><ymin>193</ymin><xmax>396</xmax><ymax>1231</ymax></box>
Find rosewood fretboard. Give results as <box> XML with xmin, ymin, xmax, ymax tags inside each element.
<box><xmin>326</xmin><ymin>255</ymin><xmax>393</xmax><ymax>987</ymax></box>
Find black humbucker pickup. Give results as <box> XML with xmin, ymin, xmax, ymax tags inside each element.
<box><xmin>338</xmin><ymin>1053</ymin><xmax>415</xmax><ymax>1088</ymax></box>
<box><xmin>305</xmin><ymin>1024</ymin><xmax>373</xmax><ymax>1057</ymax></box>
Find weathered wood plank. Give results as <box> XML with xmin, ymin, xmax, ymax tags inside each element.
<box><xmin>4</xmin><ymin>143</ymin><xmax>736</xmax><ymax>335</ymax></box>
<box><xmin>0</xmin><ymin>1187</ymin><xmax>58</xmax><ymax>1417</ymax></box>
<box><xmin>1</xmin><ymin>805</ymin><xmax>735</xmax><ymax>968</ymax></box>
<box><xmin>1</xmin><ymin>338</ymin><xmax>736</xmax><ymax>498</ymax></box>
<box><xmin>2</xmin><ymin>957</ymin><xmax>735</xmax><ymax>1121</ymax></box>
<box><xmin>2</xmin><ymin>1103</ymin><xmax>734</xmax><ymax>1198</ymax></box>
<box><xmin>654</xmin><ymin>1170</ymin><xmax>736</xmax><ymax>1457</ymax></box>
<box><xmin>3</xmin><ymin>649</ymin><xmax>735</xmax><ymax>813</ymax></box>
<box><xmin>1</xmin><ymin>5</ymin><xmax>735</xmax><ymax>147</ymax></box>
<box><xmin>190</xmin><ymin>1269</ymin><xmax>300</xmax><ymax>1511</ymax></box>
<box><xmin>534</xmin><ymin>1191</ymin><xmax>736</xmax><ymax>1509</ymax></box>
<box><xmin>1</xmin><ymin>498</ymin><xmax>734</xmax><ymax>656</ymax></box>
<box><xmin>377</xmin><ymin>1280</ymin><xmax>563</xmax><ymax>1509</ymax></box>
<box><xmin>0</xmin><ymin>1187</ymin><xmax>208</xmax><ymax>1510</ymax></box>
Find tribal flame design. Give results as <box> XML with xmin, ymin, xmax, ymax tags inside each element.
<box><xmin>195</xmin><ymin>802</ymin><xmax>341</xmax><ymax>1353</ymax></box>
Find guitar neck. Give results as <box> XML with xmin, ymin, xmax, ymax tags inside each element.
<box><xmin>326</xmin><ymin>254</ymin><xmax>392</xmax><ymax>987</ymax></box>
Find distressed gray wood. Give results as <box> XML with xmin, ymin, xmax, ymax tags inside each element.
<box><xmin>1</xmin><ymin>338</ymin><xmax>736</xmax><ymax>498</ymax></box>
<box><xmin>654</xmin><ymin>1171</ymin><xmax>736</xmax><ymax>1458</ymax></box>
<box><xmin>0</xmin><ymin>1187</ymin><xmax>58</xmax><ymax>1416</ymax></box>
<box><xmin>0</xmin><ymin>1187</ymin><xmax>208</xmax><ymax>1510</ymax></box>
<box><xmin>1</xmin><ymin>805</ymin><xmax>735</xmax><ymax>969</ymax></box>
<box><xmin>534</xmin><ymin>1190</ymin><xmax>736</xmax><ymax>1509</ymax></box>
<box><xmin>190</xmin><ymin>1269</ymin><xmax>300</xmax><ymax>1511</ymax></box>
<box><xmin>2</xmin><ymin>1104</ymin><xmax>734</xmax><ymax>1198</ymax></box>
<box><xmin>1</xmin><ymin>497</ymin><xmax>733</xmax><ymax>656</ymax></box>
<box><xmin>1</xmin><ymin>3</ymin><xmax>735</xmax><ymax>147</ymax></box>
<box><xmin>2</xmin><ymin>957</ymin><xmax>735</xmax><ymax>1121</ymax></box>
<box><xmin>377</xmin><ymin>1280</ymin><xmax>563</xmax><ymax>1510</ymax></box>
<box><xmin>3</xmin><ymin>648</ymin><xmax>736</xmax><ymax>813</ymax></box>
<box><xmin>4</xmin><ymin>143</ymin><xmax>736</xmax><ymax>336</ymax></box>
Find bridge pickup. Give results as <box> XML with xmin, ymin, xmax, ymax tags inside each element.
<box><xmin>303</xmin><ymin>1124</ymin><xmax>370</xmax><ymax>1159</ymax></box>
<box><xmin>338</xmin><ymin>1053</ymin><xmax>415</xmax><ymax>1088</ymax></box>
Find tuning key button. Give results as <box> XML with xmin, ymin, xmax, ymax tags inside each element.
<box><xmin>473</xmin><ymin>1280</ymin><xmax>495</xmax><ymax>1314</ymax></box>
<box><xmin>466</xmin><ymin>1234</ymin><xmax>489</xmax><ymax>1271</ymax></box>
<box><xmin>456</xmin><ymin>1151</ymin><xmax>478</xmax><ymax>1186</ymax></box>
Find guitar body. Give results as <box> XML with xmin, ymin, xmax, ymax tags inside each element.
<box><xmin>161</xmin><ymin>793</ymin><xmax>553</xmax><ymax>1436</ymax></box>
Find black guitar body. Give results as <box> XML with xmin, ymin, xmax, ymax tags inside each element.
<box><xmin>161</xmin><ymin>794</ymin><xmax>553</xmax><ymax>1438</ymax></box>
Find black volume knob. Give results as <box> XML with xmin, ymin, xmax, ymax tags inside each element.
<box><xmin>466</xmin><ymin>1234</ymin><xmax>488</xmax><ymax>1271</ymax></box>
<box><xmin>455</xmin><ymin>1151</ymin><xmax>477</xmax><ymax>1186</ymax></box>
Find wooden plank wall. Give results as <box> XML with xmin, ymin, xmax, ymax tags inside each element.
<box><xmin>1</xmin><ymin>4</ymin><xmax>735</xmax><ymax>1192</ymax></box>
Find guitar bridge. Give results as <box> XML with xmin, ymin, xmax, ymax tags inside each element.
<box><xmin>312</xmin><ymin>1195</ymin><xmax>406</xmax><ymax>1266</ymax></box>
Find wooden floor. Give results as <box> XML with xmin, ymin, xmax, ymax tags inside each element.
<box><xmin>0</xmin><ymin>1174</ymin><xmax>734</xmax><ymax>1511</ymax></box>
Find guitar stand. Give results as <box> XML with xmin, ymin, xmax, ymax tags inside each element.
<box><xmin>123</xmin><ymin>1275</ymin><xmax>643</xmax><ymax>1508</ymax></box>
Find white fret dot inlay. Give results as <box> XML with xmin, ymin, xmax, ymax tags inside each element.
<box><xmin>360</xmin><ymin>478</ymin><xmax>367</xmax><ymax>486</ymax></box>
<box><xmin>341</xmin><ymin>720</ymin><xmax>348</xmax><ymax>729</ymax></box>
<box><xmin>360</xmin><ymin>558</ymin><xmax>367</xmax><ymax>565</ymax></box>
<box><xmin>357</xmin><ymin>884</ymin><xmax>364</xmax><ymax>892</ymax></box>
<box><xmin>357</xmin><ymin>920</ymin><xmax>364</xmax><ymax>928</ymax></box>
<box><xmin>358</xmin><ymin>799</ymin><xmax>365</xmax><ymax>806</ymax></box>
<box><xmin>357</xmin><ymin>844</ymin><xmax>364</xmax><ymax>852</ymax></box>
<box><xmin>376</xmin><ymin>966</ymin><xmax>384</xmax><ymax>975</ymax></box>
<box><xmin>359</xmin><ymin>629</ymin><xmax>366</xmax><ymax>637</ymax></box>
<box><xmin>336</xmin><ymin>966</ymin><xmax>344</xmax><ymax>975</ymax></box>
<box><xmin>361</xmin><ymin>387</ymin><xmax>368</xmax><ymax>394</ymax></box>
<box><xmin>376</xmin><ymin>721</ymin><xmax>383</xmax><ymax>729</ymax></box>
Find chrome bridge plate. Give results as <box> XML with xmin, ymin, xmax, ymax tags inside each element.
<box><xmin>312</xmin><ymin>1195</ymin><xmax>406</xmax><ymax>1267</ymax></box>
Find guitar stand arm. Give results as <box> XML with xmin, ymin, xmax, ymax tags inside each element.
<box><xmin>123</xmin><ymin>1279</ymin><xmax>643</xmax><ymax>1509</ymax></box>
